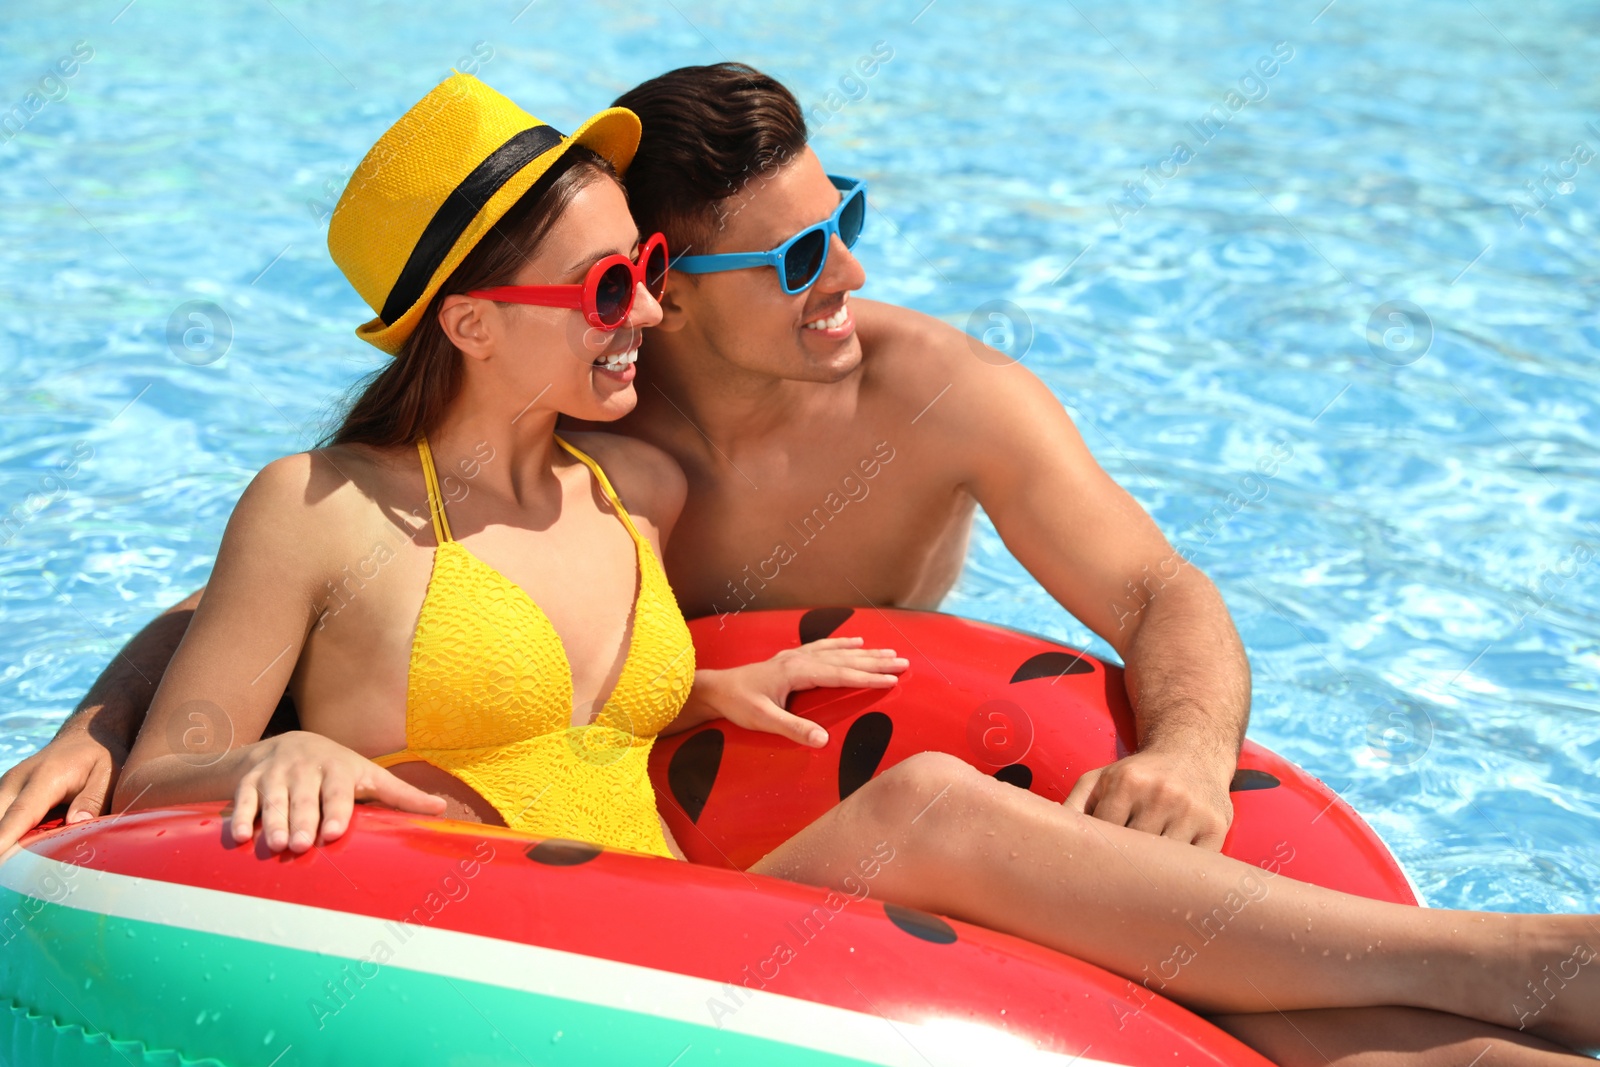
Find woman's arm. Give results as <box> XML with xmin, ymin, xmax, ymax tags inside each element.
<box><xmin>663</xmin><ymin>638</ymin><xmax>907</xmax><ymax>743</ymax></box>
<box><xmin>112</xmin><ymin>454</ymin><xmax>442</xmax><ymax>849</ymax></box>
<box><xmin>113</xmin><ymin>456</ymin><xmax>322</xmax><ymax>811</ymax></box>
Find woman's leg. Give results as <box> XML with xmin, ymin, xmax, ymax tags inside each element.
<box><xmin>1211</xmin><ymin>1007</ymin><xmax>1586</xmax><ymax>1066</ymax></box>
<box><xmin>744</xmin><ymin>752</ymin><xmax>1599</xmax><ymax>1051</ymax></box>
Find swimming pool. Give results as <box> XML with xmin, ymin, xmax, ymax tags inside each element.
<box><xmin>1</xmin><ymin>0</ymin><xmax>1595</xmax><ymax>915</ymax></box>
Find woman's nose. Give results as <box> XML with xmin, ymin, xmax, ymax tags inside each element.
<box><xmin>626</xmin><ymin>281</ymin><xmax>664</xmax><ymax>329</ymax></box>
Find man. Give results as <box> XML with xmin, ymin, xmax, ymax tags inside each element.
<box><xmin>0</xmin><ymin>63</ymin><xmax>1248</xmax><ymax>855</ymax></box>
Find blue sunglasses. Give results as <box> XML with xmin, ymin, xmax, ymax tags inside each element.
<box><xmin>671</xmin><ymin>174</ymin><xmax>866</xmax><ymax>294</ymax></box>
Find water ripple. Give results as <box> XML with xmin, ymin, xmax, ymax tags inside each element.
<box><xmin>1</xmin><ymin>0</ymin><xmax>1596</xmax><ymax>913</ymax></box>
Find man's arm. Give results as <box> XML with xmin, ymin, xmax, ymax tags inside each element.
<box><xmin>0</xmin><ymin>588</ymin><xmax>204</xmax><ymax>850</ymax></box>
<box><xmin>1071</xmin><ymin>570</ymin><xmax>1250</xmax><ymax>849</ymax></box>
<box><xmin>899</xmin><ymin>308</ymin><xmax>1250</xmax><ymax>849</ymax></box>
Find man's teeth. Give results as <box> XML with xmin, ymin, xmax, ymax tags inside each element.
<box><xmin>803</xmin><ymin>304</ymin><xmax>850</xmax><ymax>331</ymax></box>
<box><xmin>595</xmin><ymin>348</ymin><xmax>639</xmax><ymax>372</ymax></box>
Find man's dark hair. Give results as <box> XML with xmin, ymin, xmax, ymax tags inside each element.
<box><xmin>613</xmin><ymin>63</ymin><xmax>808</xmax><ymax>257</ymax></box>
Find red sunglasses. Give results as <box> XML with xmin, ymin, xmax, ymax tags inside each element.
<box><xmin>467</xmin><ymin>232</ymin><xmax>669</xmax><ymax>330</ymax></box>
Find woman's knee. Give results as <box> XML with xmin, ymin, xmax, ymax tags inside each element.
<box><xmin>855</xmin><ymin>751</ymin><xmax>992</xmax><ymax>834</ymax></box>
<box><xmin>747</xmin><ymin>753</ymin><xmax>977</xmax><ymax>890</ymax></box>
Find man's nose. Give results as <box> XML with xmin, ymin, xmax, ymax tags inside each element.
<box><xmin>818</xmin><ymin>232</ymin><xmax>867</xmax><ymax>292</ymax></box>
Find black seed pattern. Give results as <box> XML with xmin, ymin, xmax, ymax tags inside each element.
<box><xmin>799</xmin><ymin>606</ymin><xmax>855</xmax><ymax>645</ymax></box>
<box><xmin>1009</xmin><ymin>651</ymin><xmax>1094</xmax><ymax>683</ymax></box>
<box><xmin>668</xmin><ymin>728</ymin><xmax>725</xmax><ymax>824</ymax></box>
<box><xmin>839</xmin><ymin>712</ymin><xmax>893</xmax><ymax>801</ymax></box>
<box><xmin>526</xmin><ymin>839</ymin><xmax>601</xmax><ymax>865</ymax></box>
<box><xmin>884</xmin><ymin>903</ymin><xmax>958</xmax><ymax>944</ymax></box>
<box><xmin>1229</xmin><ymin>769</ymin><xmax>1281</xmax><ymax>792</ymax></box>
<box><xmin>993</xmin><ymin>763</ymin><xmax>1034</xmax><ymax>789</ymax></box>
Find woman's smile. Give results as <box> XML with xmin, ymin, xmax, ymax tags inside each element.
<box><xmin>593</xmin><ymin>343</ymin><xmax>639</xmax><ymax>379</ymax></box>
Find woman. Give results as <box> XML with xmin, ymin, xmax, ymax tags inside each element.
<box><xmin>113</xmin><ymin>75</ymin><xmax>1598</xmax><ymax>1063</ymax></box>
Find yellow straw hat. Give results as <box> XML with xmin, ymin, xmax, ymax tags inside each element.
<box><xmin>328</xmin><ymin>72</ymin><xmax>640</xmax><ymax>355</ymax></box>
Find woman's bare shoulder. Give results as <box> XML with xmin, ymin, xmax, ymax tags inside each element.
<box><xmin>228</xmin><ymin>444</ymin><xmax>412</xmax><ymax>570</ymax></box>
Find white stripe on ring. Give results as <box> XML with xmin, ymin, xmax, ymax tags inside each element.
<box><xmin>0</xmin><ymin>849</ymin><xmax>1131</xmax><ymax>1067</ymax></box>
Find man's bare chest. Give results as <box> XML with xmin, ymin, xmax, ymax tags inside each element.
<box><xmin>662</xmin><ymin>438</ymin><xmax>974</xmax><ymax>618</ymax></box>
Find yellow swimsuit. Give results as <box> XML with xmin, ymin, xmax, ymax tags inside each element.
<box><xmin>374</xmin><ymin>434</ymin><xmax>694</xmax><ymax>860</ymax></box>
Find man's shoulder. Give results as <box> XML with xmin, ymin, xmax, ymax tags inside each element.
<box><xmin>853</xmin><ymin>298</ymin><xmax>950</xmax><ymax>364</ymax></box>
<box><xmin>558</xmin><ymin>429</ymin><xmax>677</xmax><ymax>476</ymax></box>
<box><xmin>558</xmin><ymin>430</ymin><xmax>687</xmax><ymax>524</ymax></box>
<box><xmin>853</xmin><ymin>298</ymin><xmax>1047</xmax><ymax>426</ymax></box>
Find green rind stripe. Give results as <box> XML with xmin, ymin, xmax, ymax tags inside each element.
<box><xmin>0</xmin><ymin>888</ymin><xmax>877</xmax><ymax>1067</ymax></box>
<box><xmin>2</xmin><ymin>996</ymin><xmax>229</xmax><ymax>1067</ymax></box>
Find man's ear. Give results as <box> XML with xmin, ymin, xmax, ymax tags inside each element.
<box><xmin>437</xmin><ymin>295</ymin><xmax>495</xmax><ymax>361</ymax></box>
<box><xmin>652</xmin><ymin>280</ymin><xmax>691</xmax><ymax>334</ymax></box>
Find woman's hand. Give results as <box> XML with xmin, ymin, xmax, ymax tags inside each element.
<box><xmin>692</xmin><ymin>637</ymin><xmax>908</xmax><ymax>748</ymax></box>
<box><xmin>229</xmin><ymin>731</ymin><xmax>447</xmax><ymax>853</ymax></box>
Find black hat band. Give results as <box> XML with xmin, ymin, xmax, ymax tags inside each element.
<box><xmin>379</xmin><ymin>123</ymin><xmax>564</xmax><ymax>326</ymax></box>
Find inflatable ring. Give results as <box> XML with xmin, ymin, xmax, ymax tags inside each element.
<box><xmin>658</xmin><ymin>608</ymin><xmax>1423</xmax><ymax>905</ymax></box>
<box><xmin>0</xmin><ymin>609</ymin><xmax>1418</xmax><ymax>1066</ymax></box>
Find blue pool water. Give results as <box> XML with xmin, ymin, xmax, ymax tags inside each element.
<box><xmin>2</xmin><ymin>2</ymin><xmax>1596</xmax><ymax>915</ymax></box>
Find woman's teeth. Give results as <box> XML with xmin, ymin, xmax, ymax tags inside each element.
<box><xmin>804</xmin><ymin>304</ymin><xmax>850</xmax><ymax>331</ymax></box>
<box><xmin>595</xmin><ymin>348</ymin><xmax>639</xmax><ymax>372</ymax></box>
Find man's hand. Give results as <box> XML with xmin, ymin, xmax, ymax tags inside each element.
<box><xmin>0</xmin><ymin>732</ymin><xmax>124</xmax><ymax>852</ymax></box>
<box><xmin>1064</xmin><ymin>748</ymin><xmax>1234</xmax><ymax>850</ymax></box>
<box><xmin>0</xmin><ymin>587</ymin><xmax>209</xmax><ymax>855</ymax></box>
<box><xmin>691</xmin><ymin>637</ymin><xmax>908</xmax><ymax>748</ymax></box>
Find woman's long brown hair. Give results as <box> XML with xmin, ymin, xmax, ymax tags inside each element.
<box><xmin>323</xmin><ymin>146</ymin><xmax>618</xmax><ymax>450</ymax></box>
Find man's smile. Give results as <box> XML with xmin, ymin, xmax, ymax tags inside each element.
<box><xmin>802</xmin><ymin>294</ymin><xmax>852</xmax><ymax>335</ymax></box>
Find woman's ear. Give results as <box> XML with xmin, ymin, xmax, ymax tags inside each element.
<box><xmin>437</xmin><ymin>295</ymin><xmax>495</xmax><ymax>361</ymax></box>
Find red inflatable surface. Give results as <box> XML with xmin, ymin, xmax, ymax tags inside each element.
<box><xmin>1</xmin><ymin>607</ymin><xmax>1417</xmax><ymax>1066</ymax></box>
<box><xmin>9</xmin><ymin>803</ymin><xmax>1277</xmax><ymax>1065</ymax></box>
<box><xmin>651</xmin><ymin>606</ymin><xmax>1419</xmax><ymax>906</ymax></box>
